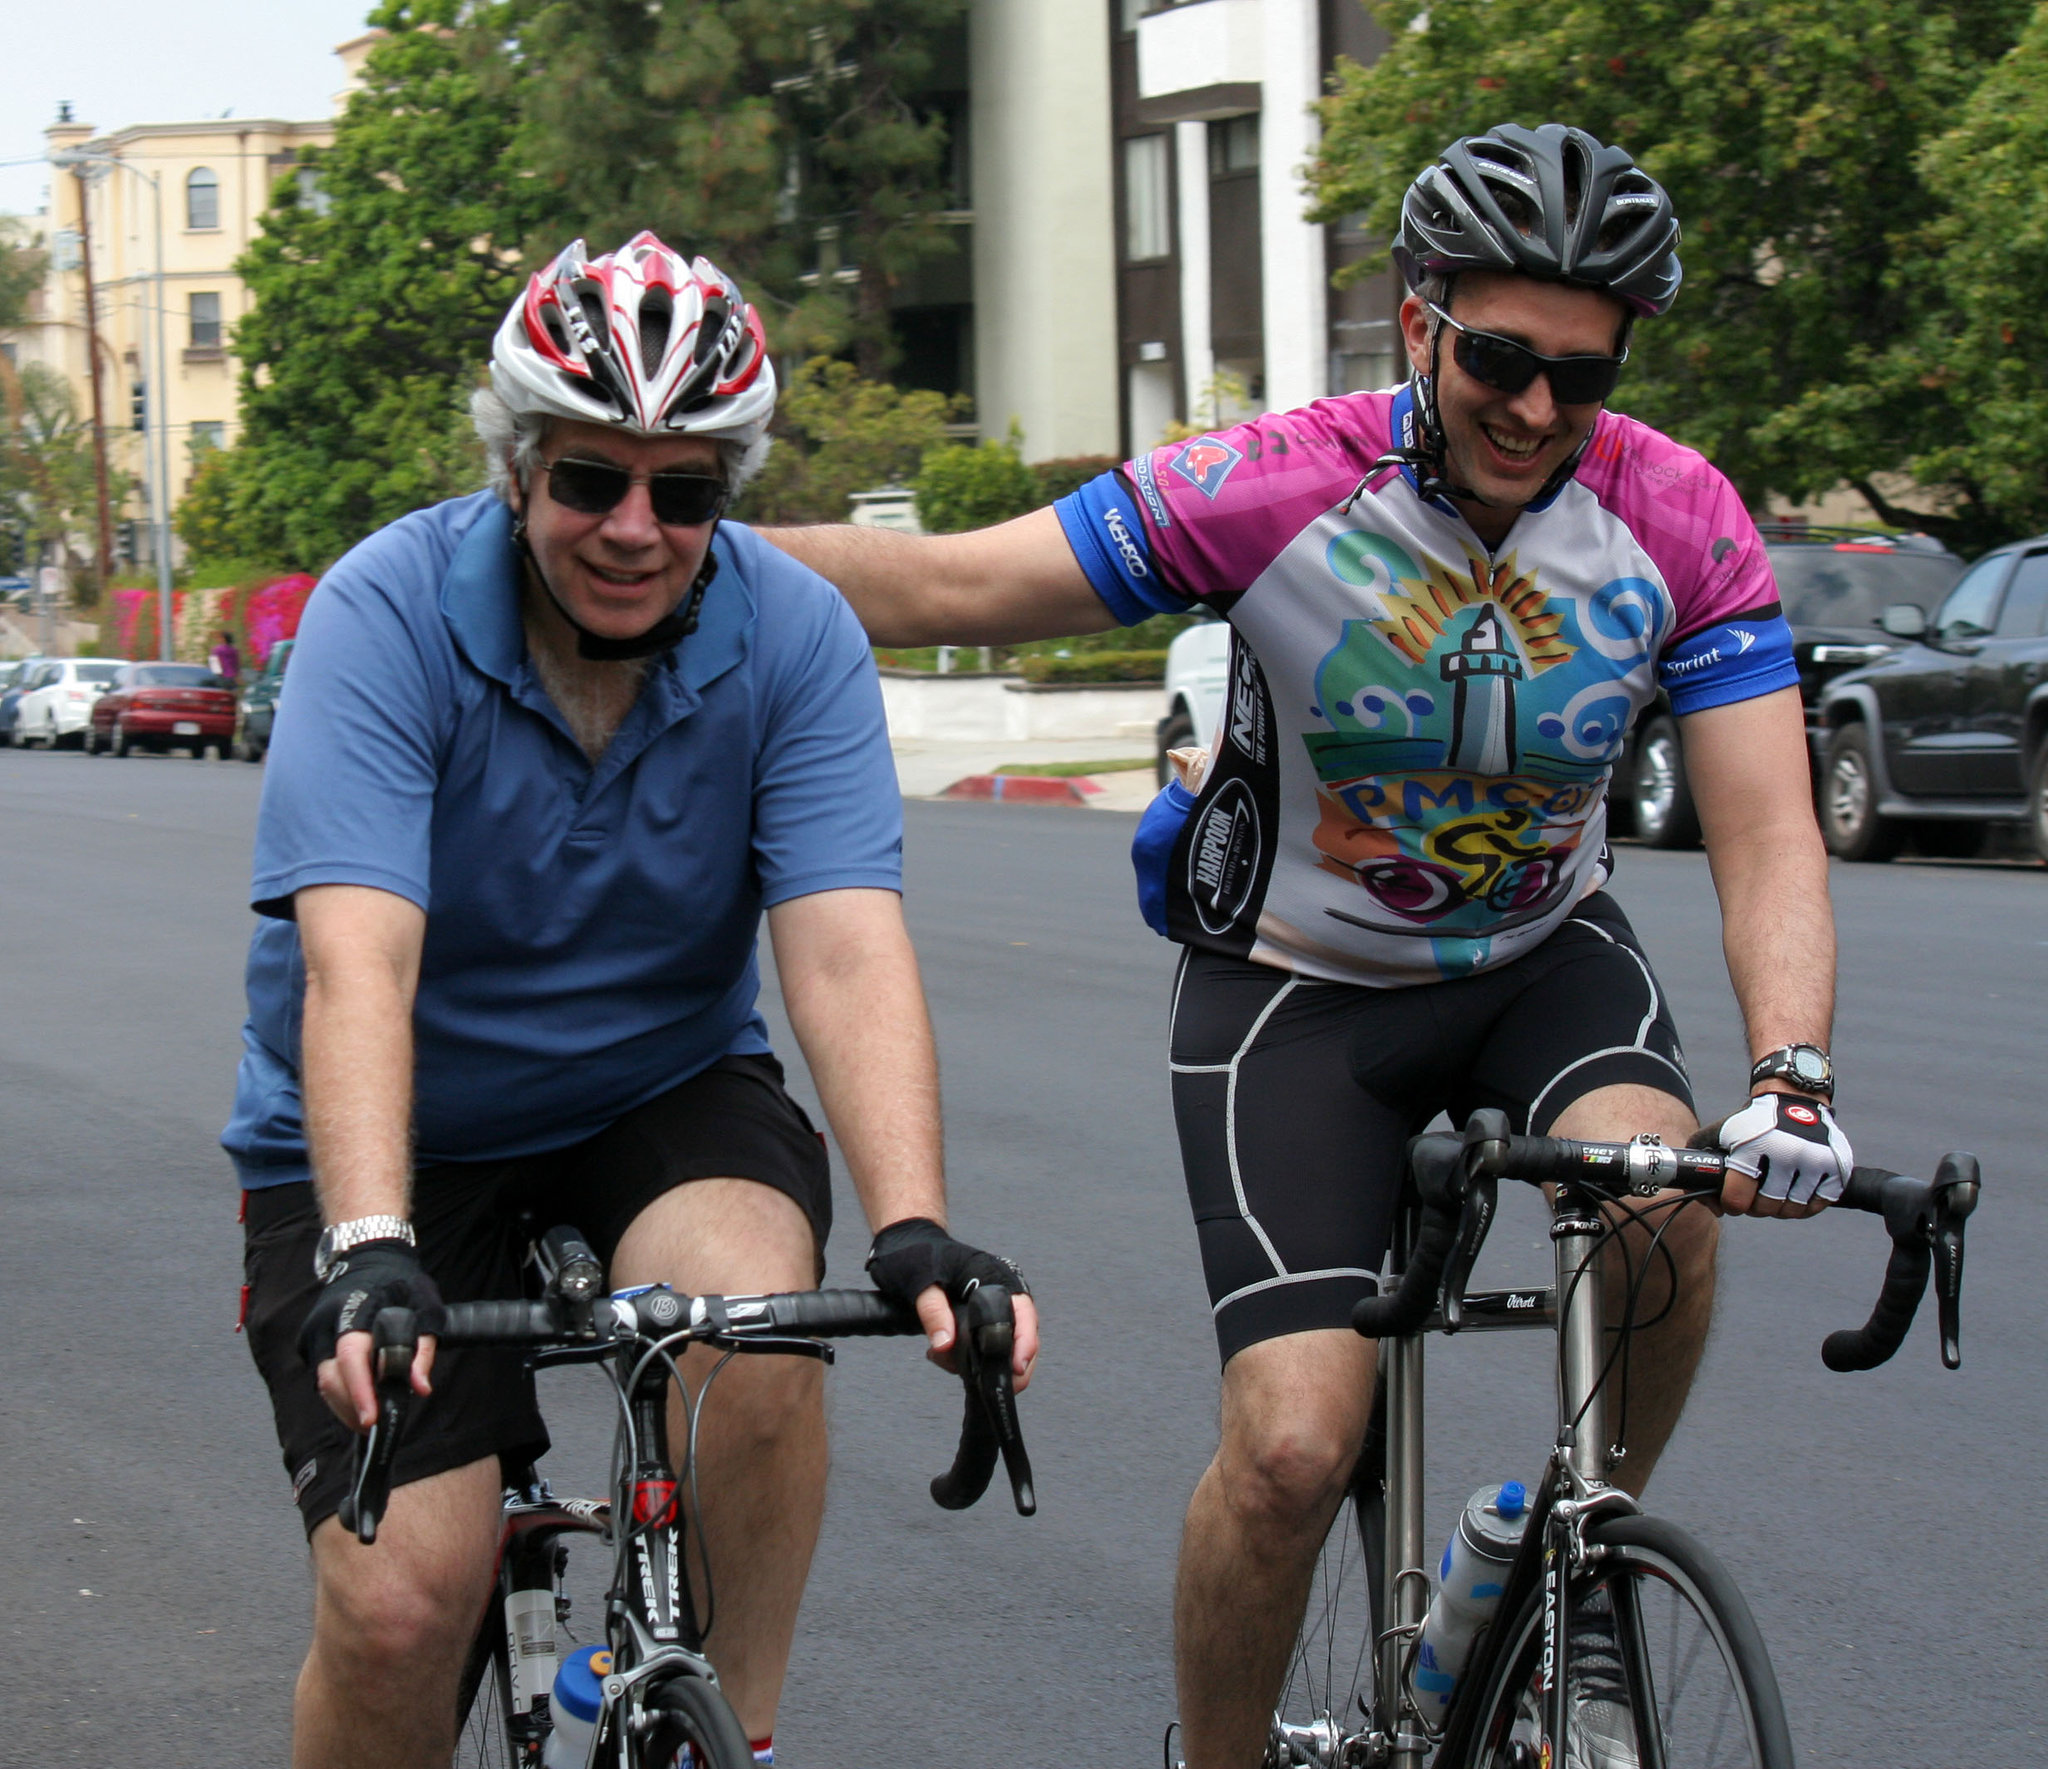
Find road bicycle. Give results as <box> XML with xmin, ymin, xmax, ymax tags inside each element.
<box><xmin>1229</xmin><ymin>1108</ymin><xmax>1978</xmax><ymax>1769</ymax></box>
<box><xmin>340</xmin><ymin>1225</ymin><xmax>1035</xmax><ymax>1769</ymax></box>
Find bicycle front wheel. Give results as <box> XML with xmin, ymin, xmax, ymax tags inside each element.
<box><xmin>1267</xmin><ymin>1470</ymin><xmax>1382</xmax><ymax>1766</ymax></box>
<box><xmin>1460</xmin><ymin>1513</ymin><xmax>1792</xmax><ymax>1769</ymax></box>
<box><xmin>454</xmin><ymin>1591</ymin><xmax>521</xmax><ymax>1768</ymax></box>
<box><xmin>642</xmin><ymin>1671</ymin><xmax>754</xmax><ymax>1769</ymax></box>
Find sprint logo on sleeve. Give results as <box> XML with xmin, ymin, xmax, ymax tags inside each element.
<box><xmin>1658</xmin><ymin>614</ymin><xmax>1796</xmax><ymax>713</ymax></box>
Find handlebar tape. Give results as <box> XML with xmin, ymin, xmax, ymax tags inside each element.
<box><xmin>765</xmin><ymin>1289</ymin><xmax>921</xmax><ymax>1337</ymax></box>
<box><xmin>1351</xmin><ymin>1199</ymin><xmax>1460</xmax><ymax>1339</ymax></box>
<box><xmin>440</xmin><ymin>1300</ymin><xmax>559</xmax><ymax>1345</ymax></box>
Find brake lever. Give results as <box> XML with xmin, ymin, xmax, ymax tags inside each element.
<box><xmin>1928</xmin><ymin>1152</ymin><xmax>1979</xmax><ymax>1370</ymax></box>
<box><xmin>929</xmin><ymin>1285</ymin><xmax>1036</xmax><ymax>1516</ymax></box>
<box><xmin>1440</xmin><ymin>1173</ymin><xmax>1497</xmax><ymax>1334</ymax></box>
<box><xmin>336</xmin><ymin>1307</ymin><xmax>417</xmax><ymax>1546</ymax></box>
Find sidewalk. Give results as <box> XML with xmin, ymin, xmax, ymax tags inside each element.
<box><xmin>890</xmin><ymin>736</ymin><xmax>1159</xmax><ymax>811</ymax></box>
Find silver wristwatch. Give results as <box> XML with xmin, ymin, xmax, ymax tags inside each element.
<box><xmin>313</xmin><ymin>1214</ymin><xmax>416</xmax><ymax>1283</ymax></box>
<box><xmin>1748</xmin><ymin>1043</ymin><xmax>1834</xmax><ymax>1099</ymax></box>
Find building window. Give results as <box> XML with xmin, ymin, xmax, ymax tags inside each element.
<box><xmin>1124</xmin><ymin>134</ymin><xmax>1172</xmax><ymax>262</ymax></box>
<box><xmin>1210</xmin><ymin>114</ymin><xmax>1260</xmax><ymax>178</ymax></box>
<box><xmin>186</xmin><ymin>167</ymin><xmax>220</xmax><ymax>231</ymax></box>
<box><xmin>296</xmin><ymin>166</ymin><xmax>332</xmax><ymax>218</ymax></box>
<box><xmin>190</xmin><ymin>421</ymin><xmax>225</xmax><ymax>455</ymax></box>
<box><xmin>190</xmin><ymin>292</ymin><xmax>223</xmax><ymax>349</ymax></box>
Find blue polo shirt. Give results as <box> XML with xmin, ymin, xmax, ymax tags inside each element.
<box><xmin>221</xmin><ymin>492</ymin><xmax>903</xmax><ymax>1188</ymax></box>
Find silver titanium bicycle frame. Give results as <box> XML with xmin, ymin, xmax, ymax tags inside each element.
<box><xmin>1367</xmin><ymin>1172</ymin><xmax>1640</xmax><ymax>1769</ymax></box>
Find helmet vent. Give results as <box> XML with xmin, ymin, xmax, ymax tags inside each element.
<box><xmin>639</xmin><ymin>290</ymin><xmax>673</xmax><ymax>379</ymax></box>
<box><xmin>573</xmin><ymin>282</ymin><xmax>611</xmax><ymax>353</ymax></box>
<box><xmin>695</xmin><ymin>297</ymin><xmax>731</xmax><ymax>367</ymax></box>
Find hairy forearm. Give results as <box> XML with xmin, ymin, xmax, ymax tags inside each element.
<box><xmin>1708</xmin><ymin>822</ymin><xmax>1836</xmax><ymax>1061</ymax></box>
<box><xmin>299</xmin><ymin>889</ymin><xmax>424</xmax><ymax>1225</ymax></box>
<box><xmin>771</xmin><ymin>893</ymin><xmax>946</xmax><ymax>1232</ymax></box>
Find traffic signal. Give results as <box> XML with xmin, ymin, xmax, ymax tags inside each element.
<box><xmin>131</xmin><ymin>381</ymin><xmax>146</xmax><ymax>431</ymax></box>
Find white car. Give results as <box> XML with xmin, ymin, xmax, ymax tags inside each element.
<box><xmin>1156</xmin><ymin>616</ymin><xmax>1231</xmax><ymax>782</ymax></box>
<box><xmin>11</xmin><ymin>658</ymin><xmax>131</xmax><ymax>748</ymax></box>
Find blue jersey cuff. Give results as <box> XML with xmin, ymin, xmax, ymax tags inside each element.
<box><xmin>1054</xmin><ymin>473</ymin><xmax>1194</xmax><ymax>626</ymax></box>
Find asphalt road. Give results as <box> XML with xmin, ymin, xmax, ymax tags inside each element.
<box><xmin>2</xmin><ymin>747</ymin><xmax>2042</xmax><ymax>1767</ymax></box>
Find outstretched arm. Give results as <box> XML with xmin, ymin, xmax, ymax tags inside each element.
<box><xmin>761</xmin><ymin>506</ymin><xmax>1118</xmax><ymax>647</ymax></box>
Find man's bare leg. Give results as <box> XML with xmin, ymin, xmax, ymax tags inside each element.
<box><xmin>1175</xmin><ymin>1328</ymin><xmax>1379</xmax><ymax>1769</ymax></box>
<box><xmin>1546</xmin><ymin>1082</ymin><xmax>1716</xmax><ymax>1496</ymax></box>
<box><xmin>295</xmin><ymin>1455</ymin><xmax>505</xmax><ymax>1769</ymax></box>
<box><xmin>611</xmin><ymin>1176</ymin><xmax>824</xmax><ymax>1743</ymax></box>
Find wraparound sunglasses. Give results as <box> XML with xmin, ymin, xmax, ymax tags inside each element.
<box><xmin>542</xmin><ymin>456</ymin><xmax>728</xmax><ymax>527</ymax></box>
<box><xmin>1427</xmin><ymin>301</ymin><xmax>1628</xmax><ymax>406</ymax></box>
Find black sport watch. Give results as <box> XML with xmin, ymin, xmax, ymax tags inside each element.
<box><xmin>1748</xmin><ymin>1043</ymin><xmax>1834</xmax><ymax>1100</ymax></box>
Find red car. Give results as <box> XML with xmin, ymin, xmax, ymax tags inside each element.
<box><xmin>86</xmin><ymin>662</ymin><xmax>238</xmax><ymax>756</ymax></box>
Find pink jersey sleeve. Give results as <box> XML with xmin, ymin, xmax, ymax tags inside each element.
<box><xmin>1126</xmin><ymin>393</ymin><xmax>1395</xmax><ymax>603</ymax></box>
<box><xmin>1573</xmin><ymin>411</ymin><xmax>1778</xmax><ymax>640</ymax></box>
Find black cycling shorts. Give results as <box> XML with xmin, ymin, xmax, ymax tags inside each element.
<box><xmin>1169</xmin><ymin>892</ymin><xmax>1692</xmax><ymax>1365</ymax></box>
<box><xmin>242</xmin><ymin>1052</ymin><xmax>831</xmax><ymax>1536</ymax></box>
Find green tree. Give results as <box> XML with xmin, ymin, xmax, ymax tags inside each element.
<box><xmin>1772</xmin><ymin>2</ymin><xmax>2048</xmax><ymax>549</ymax></box>
<box><xmin>187</xmin><ymin>0</ymin><xmax>546</xmax><ymax>571</ymax></box>
<box><xmin>1310</xmin><ymin>0</ymin><xmax>2035</xmax><ymax>520</ymax></box>
<box><xmin>736</xmin><ymin>356</ymin><xmax>960</xmax><ymax>524</ymax></box>
<box><xmin>912</xmin><ymin>431</ymin><xmax>1040</xmax><ymax>533</ymax></box>
<box><xmin>503</xmin><ymin>0</ymin><xmax>967</xmax><ymax>376</ymax></box>
<box><xmin>0</xmin><ymin>363</ymin><xmax>126</xmax><ymax>594</ymax></box>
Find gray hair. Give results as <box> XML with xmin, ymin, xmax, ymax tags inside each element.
<box><xmin>470</xmin><ymin>385</ymin><xmax>767</xmax><ymax>504</ymax></box>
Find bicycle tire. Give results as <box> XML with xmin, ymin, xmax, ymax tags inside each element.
<box><xmin>1266</xmin><ymin>1469</ymin><xmax>1383</xmax><ymax>1767</ymax></box>
<box><xmin>454</xmin><ymin>1590</ymin><xmax>522</xmax><ymax>1768</ymax></box>
<box><xmin>1456</xmin><ymin>1513</ymin><xmax>1792</xmax><ymax>1769</ymax></box>
<box><xmin>642</xmin><ymin>1670</ymin><xmax>754</xmax><ymax>1769</ymax></box>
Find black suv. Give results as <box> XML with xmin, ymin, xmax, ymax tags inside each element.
<box><xmin>1815</xmin><ymin>533</ymin><xmax>2048</xmax><ymax>863</ymax></box>
<box><xmin>1611</xmin><ymin>527</ymin><xmax>1966</xmax><ymax>846</ymax></box>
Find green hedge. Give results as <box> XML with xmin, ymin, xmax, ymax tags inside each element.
<box><xmin>1018</xmin><ymin>650</ymin><xmax>1168</xmax><ymax>684</ymax></box>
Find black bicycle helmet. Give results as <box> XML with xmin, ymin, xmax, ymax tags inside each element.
<box><xmin>1393</xmin><ymin>123</ymin><xmax>1682</xmax><ymax>317</ymax></box>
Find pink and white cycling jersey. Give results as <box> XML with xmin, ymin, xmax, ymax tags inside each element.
<box><xmin>1057</xmin><ymin>387</ymin><xmax>1797</xmax><ymax>987</ymax></box>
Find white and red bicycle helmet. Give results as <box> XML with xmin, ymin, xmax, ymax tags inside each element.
<box><xmin>490</xmin><ymin>231</ymin><xmax>776</xmax><ymax>458</ymax></box>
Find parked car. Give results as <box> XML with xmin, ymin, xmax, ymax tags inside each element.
<box><xmin>1814</xmin><ymin>534</ymin><xmax>2048</xmax><ymax>863</ymax></box>
<box><xmin>1610</xmin><ymin>527</ymin><xmax>1967</xmax><ymax>846</ymax></box>
<box><xmin>0</xmin><ymin>657</ymin><xmax>47</xmax><ymax>744</ymax></box>
<box><xmin>234</xmin><ymin>638</ymin><xmax>293</xmax><ymax>762</ymax></box>
<box><xmin>10</xmin><ymin>657</ymin><xmax>129</xmax><ymax>748</ymax></box>
<box><xmin>85</xmin><ymin>661</ymin><xmax>237</xmax><ymax>757</ymax></box>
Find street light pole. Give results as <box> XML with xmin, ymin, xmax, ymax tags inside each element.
<box><xmin>71</xmin><ymin>166</ymin><xmax>116</xmax><ymax>601</ymax></box>
<box><xmin>51</xmin><ymin>147</ymin><xmax>173</xmax><ymax>660</ymax></box>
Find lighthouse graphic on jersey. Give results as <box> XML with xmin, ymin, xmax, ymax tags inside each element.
<box><xmin>1439</xmin><ymin>602</ymin><xmax>1525</xmax><ymax>774</ymax></box>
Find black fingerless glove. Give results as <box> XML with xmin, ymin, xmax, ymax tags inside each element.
<box><xmin>865</xmin><ymin>1217</ymin><xmax>1030</xmax><ymax>1309</ymax></box>
<box><xmin>297</xmin><ymin>1240</ymin><xmax>447</xmax><ymax>1369</ymax></box>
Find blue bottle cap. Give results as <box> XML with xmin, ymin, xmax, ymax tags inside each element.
<box><xmin>1495</xmin><ymin>1481</ymin><xmax>1527</xmax><ymax>1518</ymax></box>
<box><xmin>552</xmin><ymin>1644</ymin><xmax>612</xmax><ymax>1723</ymax></box>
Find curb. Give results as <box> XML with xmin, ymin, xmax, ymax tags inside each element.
<box><xmin>939</xmin><ymin>773</ymin><xmax>1106</xmax><ymax>804</ymax></box>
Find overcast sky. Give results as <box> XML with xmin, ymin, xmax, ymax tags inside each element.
<box><xmin>1</xmin><ymin>1</ymin><xmax>374</xmax><ymax>219</ymax></box>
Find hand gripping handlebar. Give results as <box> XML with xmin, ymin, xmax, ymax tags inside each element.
<box><xmin>1351</xmin><ymin>1107</ymin><xmax>1981</xmax><ymax>1373</ymax></box>
<box><xmin>337</xmin><ymin>1264</ymin><xmax>1037</xmax><ymax>1544</ymax></box>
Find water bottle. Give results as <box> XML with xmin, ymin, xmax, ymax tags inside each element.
<box><xmin>543</xmin><ymin>1644</ymin><xmax>612</xmax><ymax>1769</ymax></box>
<box><xmin>1411</xmin><ymin>1481</ymin><xmax>1529</xmax><ymax>1725</ymax></box>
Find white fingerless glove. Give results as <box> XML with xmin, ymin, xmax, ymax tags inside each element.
<box><xmin>1714</xmin><ymin>1094</ymin><xmax>1853</xmax><ymax>1206</ymax></box>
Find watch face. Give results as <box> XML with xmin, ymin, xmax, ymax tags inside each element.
<box><xmin>1792</xmin><ymin>1049</ymin><xmax>1828</xmax><ymax>1083</ymax></box>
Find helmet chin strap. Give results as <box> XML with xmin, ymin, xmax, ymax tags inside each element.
<box><xmin>511</xmin><ymin>510</ymin><xmax>719</xmax><ymax>661</ymax></box>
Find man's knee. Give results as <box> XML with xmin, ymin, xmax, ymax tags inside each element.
<box><xmin>1212</xmin><ymin>1332</ymin><xmax>1375</xmax><ymax>1540</ymax></box>
<box><xmin>308</xmin><ymin>1466</ymin><xmax>500</xmax><ymax>1679</ymax></box>
<box><xmin>698</xmin><ymin>1347</ymin><xmax>825</xmax><ymax>1457</ymax></box>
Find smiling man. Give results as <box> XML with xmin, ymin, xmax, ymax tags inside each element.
<box><xmin>764</xmin><ymin>127</ymin><xmax>1848</xmax><ymax>1768</ymax></box>
<box><xmin>224</xmin><ymin>234</ymin><xmax>1035</xmax><ymax>1769</ymax></box>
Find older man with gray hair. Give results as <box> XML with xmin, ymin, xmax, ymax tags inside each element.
<box><xmin>224</xmin><ymin>232</ymin><xmax>1037</xmax><ymax>1769</ymax></box>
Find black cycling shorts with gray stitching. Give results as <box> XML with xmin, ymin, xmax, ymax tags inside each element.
<box><xmin>1168</xmin><ymin>892</ymin><xmax>1692</xmax><ymax>1366</ymax></box>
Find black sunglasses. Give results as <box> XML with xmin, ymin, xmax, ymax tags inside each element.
<box><xmin>1427</xmin><ymin>302</ymin><xmax>1627</xmax><ymax>406</ymax></box>
<box><xmin>541</xmin><ymin>456</ymin><xmax>728</xmax><ymax>527</ymax></box>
